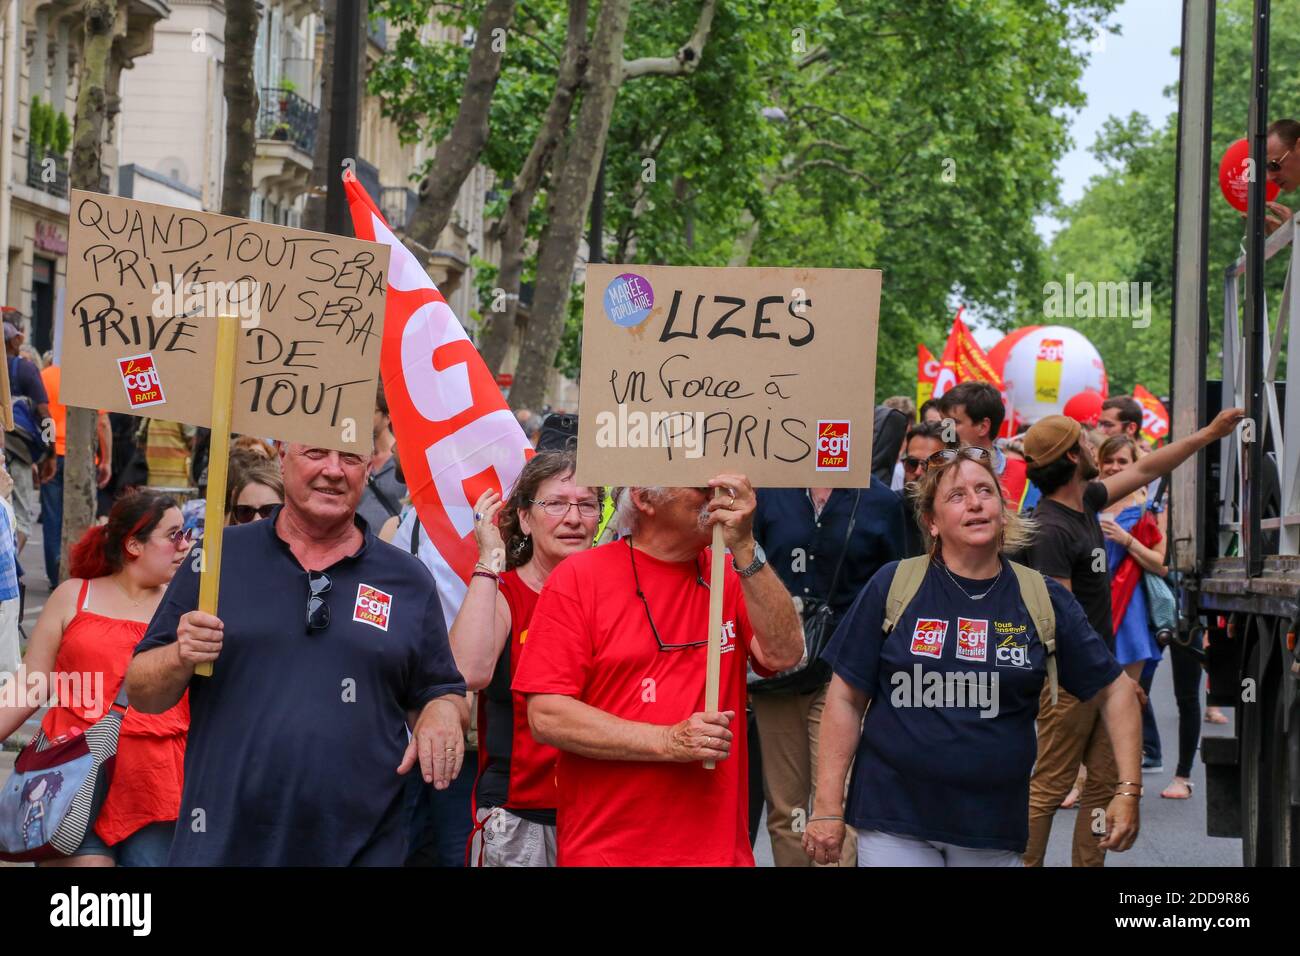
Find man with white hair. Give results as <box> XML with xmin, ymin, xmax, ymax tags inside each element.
<box><xmin>127</xmin><ymin>442</ymin><xmax>468</xmax><ymax>865</ymax></box>
<box><xmin>513</xmin><ymin>474</ymin><xmax>804</xmax><ymax>866</ymax></box>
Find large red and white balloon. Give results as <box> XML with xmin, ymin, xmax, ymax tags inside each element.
<box><xmin>987</xmin><ymin>325</ymin><xmax>1108</xmax><ymax>425</ymax></box>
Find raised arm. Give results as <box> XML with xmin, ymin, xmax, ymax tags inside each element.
<box><xmin>448</xmin><ymin>490</ymin><xmax>513</xmax><ymax>690</ymax></box>
<box><xmin>708</xmin><ymin>474</ymin><xmax>803</xmax><ymax>672</ymax></box>
<box><xmin>1101</xmin><ymin>407</ymin><xmax>1243</xmax><ymax>506</ymax></box>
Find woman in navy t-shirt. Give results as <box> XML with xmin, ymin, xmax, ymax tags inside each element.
<box><xmin>803</xmin><ymin>447</ymin><xmax>1142</xmax><ymax>866</ymax></box>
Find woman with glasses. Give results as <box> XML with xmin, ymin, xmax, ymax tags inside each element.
<box><xmin>803</xmin><ymin>446</ymin><xmax>1141</xmax><ymax>866</ymax></box>
<box><xmin>226</xmin><ymin>462</ymin><xmax>285</xmax><ymax>526</ymax></box>
<box><xmin>0</xmin><ymin>490</ymin><xmax>192</xmax><ymax>866</ymax></box>
<box><xmin>451</xmin><ymin>450</ymin><xmax>603</xmax><ymax>866</ymax></box>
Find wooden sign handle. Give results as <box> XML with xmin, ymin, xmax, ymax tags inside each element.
<box><xmin>194</xmin><ymin>315</ymin><xmax>239</xmax><ymax>678</ymax></box>
<box><xmin>703</xmin><ymin>487</ymin><xmax>726</xmax><ymax>770</ymax></box>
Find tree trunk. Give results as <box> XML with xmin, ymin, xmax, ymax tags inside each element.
<box><xmin>301</xmin><ymin>0</ymin><xmax>335</xmax><ymax>233</ymax></box>
<box><xmin>62</xmin><ymin>0</ymin><xmax>119</xmax><ymax>578</ymax></box>
<box><xmin>479</xmin><ymin>0</ymin><xmax>589</xmax><ymax>377</ymax></box>
<box><xmin>405</xmin><ymin>0</ymin><xmax>517</xmax><ymax>254</ymax></box>
<box><xmin>507</xmin><ymin>0</ymin><xmax>633</xmax><ymax>412</ymax></box>
<box><xmin>221</xmin><ymin>0</ymin><xmax>259</xmax><ymax>217</ymax></box>
<box><xmin>508</xmin><ymin>0</ymin><xmax>717</xmax><ymax>411</ymax></box>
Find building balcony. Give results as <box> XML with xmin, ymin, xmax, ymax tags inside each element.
<box><xmin>26</xmin><ymin>149</ymin><xmax>69</xmax><ymax>199</ymax></box>
<box><xmin>257</xmin><ymin>87</ymin><xmax>318</xmax><ymax>155</ymax></box>
<box><xmin>254</xmin><ymin>88</ymin><xmax>319</xmax><ymax>202</ymax></box>
<box><xmin>380</xmin><ymin>186</ymin><xmax>417</xmax><ymax>231</ymax></box>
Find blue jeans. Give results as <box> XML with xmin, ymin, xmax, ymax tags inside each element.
<box><xmin>403</xmin><ymin>750</ymin><xmax>476</xmax><ymax>867</ymax></box>
<box><xmin>73</xmin><ymin>821</ymin><xmax>176</xmax><ymax>867</ymax></box>
<box><xmin>39</xmin><ymin>455</ymin><xmax>63</xmax><ymax>587</ymax></box>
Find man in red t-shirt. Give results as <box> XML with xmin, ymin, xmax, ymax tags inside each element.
<box><xmin>513</xmin><ymin>474</ymin><xmax>804</xmax><ymax>866</ymax></box>
<box><xmin>938</xmin><ymin>381</ymin><xmax>1028</xmax><ymax>508</ymax></box>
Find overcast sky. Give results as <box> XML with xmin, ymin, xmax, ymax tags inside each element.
<box><xmin>966</xmin><ymin>0</ymin><xmax>1183</xmax><ymax>347</ymax></box>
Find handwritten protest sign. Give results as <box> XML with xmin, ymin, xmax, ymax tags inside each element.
<box><xmin>61</xmin><ymin>190</ymin><xmax>389</xmax><ymax>451</ymax></box>
<box><xmin>575</xmin><ymin>264</ymin><xmax>881</xmax><ymax>489</ymax></box>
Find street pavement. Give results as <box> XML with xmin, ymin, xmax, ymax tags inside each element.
<box><xmin>3</xmin><ymin>527</ymin><xmax>1241</xmax><ymax>867</ymax></box>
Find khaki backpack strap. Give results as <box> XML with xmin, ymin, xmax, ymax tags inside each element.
<box><xmin>1009</xmin><ymin>561</ymin><xmax>1058</xmax><ymax>705</ymax></box>
<box><xmin>882</xmin><ymin>556</ymin><xmax>931</xmax><ymax>634</ymax></box>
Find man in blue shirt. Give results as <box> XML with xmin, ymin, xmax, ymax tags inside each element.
<box><xmin>127</xmin><ymin>442</ymin><xmax>467</xmax><ymax>866</ymax></box>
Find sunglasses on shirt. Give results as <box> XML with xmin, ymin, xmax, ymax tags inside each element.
<box><xmin>307</xmin><ymin>570</ymin><xmax>331</xmax><ymax>633</ymax></box>
<box><xmin>233</xmin><ymin>503</ymin><xmax>278</xmax><ymax>524</ymax></box>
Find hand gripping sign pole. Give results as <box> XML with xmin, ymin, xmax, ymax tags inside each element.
<box><xmin>703</xmin><ymin>487</ymin><xmax>725</xmax><ymax>770</ymax></box>
<box><xmin>194</xmin><ymin>314</ymin><xmax>239</xmax><ymax>678</ymax></box>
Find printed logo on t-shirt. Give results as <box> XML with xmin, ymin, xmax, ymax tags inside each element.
<box><xmin>910</xmin><ymin>618</ymin><xmax>947</xmax><ymax>658</ymax></box>
<box><xmin>353</xmin><ymin>584</ymin><xmax>393</xmax><ymax>631</ymax></box>
<box><xmin>956</xmin><ymin>618</ymin><xmax>988</xmax><ymax>662</ymax></box>
<box><xmin>720</xmin><ymin>619</ymin><xmax>737</xmax><ymax>654</ymax></box>
<box><xmin>995</xmin><ymin>633</ymin><xmax>1030</xmax><ymax>669</ymax></box>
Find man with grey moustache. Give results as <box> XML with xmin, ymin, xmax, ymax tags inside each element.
<box><xmin>513</xmin><ymin>475</ymin><xmax>804</xmax><ymax>866</ymax></box>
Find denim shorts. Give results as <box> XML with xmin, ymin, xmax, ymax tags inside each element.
<box><xmin>73</xmin><ymin>822</ymin><xmax>176</xmax><ymax>867</ymax></box>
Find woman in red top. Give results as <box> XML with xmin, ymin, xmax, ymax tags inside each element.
<box><xmin>452</xmin><ymin>451</ymin><xmax>602</xmax><ymax>866</ymax></box>
<box><xmin>0</xmin><ymin>490</ymin><xmax>191</xmax><ymax>866</ymax></box>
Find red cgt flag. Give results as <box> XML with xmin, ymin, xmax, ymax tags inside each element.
<box><xmin>344</xmin><ymin>169</ymin><xmax>533</xmax><ymax>627</ymax></box>
<box><xmin>1133</xmin><ymin>384</ymin><xmax>1170</xmax><ymax>445</ymax></box>
<box><xmin>917</xmin><ymin>343</ymin><xmax>940</xmax><ymax>409</ymax></box>
<box><xmin>934</xmin><ymin>309</ymin><xmax>1013</xmax><ymax>437</ymax></box>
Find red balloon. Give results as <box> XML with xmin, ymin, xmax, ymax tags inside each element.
<box><xmin>1062</xmin><ymin>389</ymin><xmax>1104</xmax><ymax>428</ymax></box>
<box><xmin>1219</xmin><ymin>137</ymin><xmax>1281</xmax><ymax>212</ymax></box>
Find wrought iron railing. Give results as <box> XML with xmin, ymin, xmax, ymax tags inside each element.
<box><xmin>26</xmin><ymin>148</ymin><xmax>69</xmax><ymax>198</ymax></box>
<box><xmin>257</xmin><ymin>87</ymin><xmax>319</xmax><ymax>155</ymax></box>
<box><xmin>380</xmin><ymin>186</ymin><xmax>416</xmax><ymax>230</ymax></box>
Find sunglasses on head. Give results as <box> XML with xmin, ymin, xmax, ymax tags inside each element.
<box><xmin>233</xmin><ymin>503</ymin><xmax>278</xmax><ymax>524</ymax></box>
<box><xmin>927</xmin><ymin>446</ymin><xmax>992</xmax><ymax>467</ymax></box>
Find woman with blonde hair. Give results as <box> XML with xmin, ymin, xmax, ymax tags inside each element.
<box><xmin>802</xmin><ymin>445</ymin><xmax>1142</xmax><ymax>866</ymax></box>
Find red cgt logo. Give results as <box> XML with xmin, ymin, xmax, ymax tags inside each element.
<box><xmin>353</xmin><ymin>584</ymin><xmax>393</xmax><ymax>631</ymax></box>
<box><xmin>815</xmin><ymin>420</ymin><xmax>851</xmax><ymax>471</ymax></box>
<box><xmin>117</xmin><ymin>353</ymin><xmax>166</xmax><ymax>409</ymax></box>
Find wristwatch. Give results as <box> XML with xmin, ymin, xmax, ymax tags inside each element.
<box><xmin>733</xmin><ymin>542</ymin><xmax>767</xmax><ymax>578</ymax></box>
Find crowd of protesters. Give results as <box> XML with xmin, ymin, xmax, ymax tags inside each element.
<box><xmin>0</xmin><ymin>319</ymin><xmax>1244</xmax><ymax>866</ymax></box>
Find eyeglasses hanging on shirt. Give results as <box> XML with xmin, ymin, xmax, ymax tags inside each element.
<box><xmin>626</xmin><ymin>537</ymin><xmax>710</xmax><ymax>652</ymax></box>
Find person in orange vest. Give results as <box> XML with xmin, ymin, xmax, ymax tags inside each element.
<box><xmin>39</xmin><ymin>363</ymin><xmax>112</xmax><ymax>587</ymax></box>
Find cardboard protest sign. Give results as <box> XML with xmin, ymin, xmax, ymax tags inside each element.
<box><xmin>60</xmin><ymin>190</ymin><xmax>390</xmax><ymax>451</ymax></box>
<box><xmin>575</xmin><ymin>265</ymin><xmax>880</xmax><ymax>488</ymax></box>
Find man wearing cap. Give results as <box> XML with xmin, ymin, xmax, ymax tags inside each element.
<box><xmin>3</xmin><ymin>318</ymin><xmax>52</xmax><ymax>553</ymax></box>
<box><xmin>1019</xmin><ymin>406</ymin><xmax>1243</xmax><ymax>866</ymax></box>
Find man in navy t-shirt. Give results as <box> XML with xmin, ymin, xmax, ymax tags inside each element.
<box><xmin>128</xmin><ymin>443</ymin><xmax>467</xmax><ymax>866</ymax></box>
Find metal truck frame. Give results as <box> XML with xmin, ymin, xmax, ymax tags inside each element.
<box><xmin>1171</xmin><ymin>0</ymin><xmax>1300</xmax><ymax>866</ymax></box>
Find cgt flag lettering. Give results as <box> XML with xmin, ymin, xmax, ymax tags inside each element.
<box><xmin>344</xmin><ymin>170</ymin><xmax>532</xmax><ymax>626</ymax></box>
<box><xmin>1133</xmin><ymin>383</ymin><xmax>1170</xmax><ymax>446</ymax></box>
<box><xmin>917</xmin><ymin>343</ymin><xmax>940</xmax><ymax>410</ymax></box>
<box><xmin>934</xmin><ymin>308</ymin><xmax>1013</xmax><ymax>437</ymax></box>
